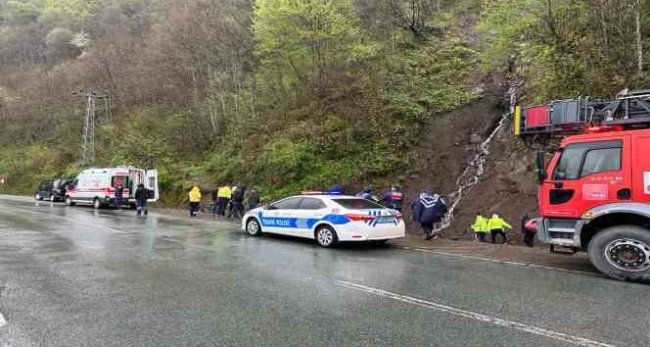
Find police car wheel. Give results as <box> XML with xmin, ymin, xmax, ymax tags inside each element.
<box><xmin>246</xmin><ymin>218</ymin><xmax>262</xmax><ymax>236</ymax></box>
<box><xmin>49</xmin><ymin>194</ymin><xmax>55</xmax><ymax>202</ymax></box>
<box><xmin>315</xmin><ymin>226</ymin><xmax>338</xmax><ymax>248</ymax></box>
<box><xmin>93</xmin><ymin>198</ymin><xmax>102</xmax><ymax>210</ymax></box>
<box><xmin>35</xmin><ymin>193</ymin><xmax>42</xmax><ymax>201</ymax></box>
<box><xmin>588</xmin><ymin>225</ymin><xmax>650</xmax><ymax>284</ymax></box>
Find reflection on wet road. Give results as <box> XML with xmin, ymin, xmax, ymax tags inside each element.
<box><xmin>0</xmin><ymin>195</ymin><xmax>647</xmax><ymax>346</ymax></box>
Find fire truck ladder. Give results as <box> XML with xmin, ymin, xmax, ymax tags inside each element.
<box><xmin>514</xmin><ymin>89</ymin><xmax>650</xmax><ymax>144</ymax></box>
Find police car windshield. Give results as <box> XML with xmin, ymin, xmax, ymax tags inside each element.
<box><xmin>333</xmin><ymin>198</ymin><xmax>384</xmax><ymax>210</ymax></box>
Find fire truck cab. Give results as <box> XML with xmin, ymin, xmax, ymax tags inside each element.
<box><xmin>517</xmin><ymin>89</ymin><xmax>650</xmax><ymax>283</ymax></box>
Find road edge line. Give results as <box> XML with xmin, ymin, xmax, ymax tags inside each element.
<box><xmin>337</xmin><ymin>281</ymin><xmax>615</xmax><ymax>347</ymax></box>
<box><xmin>397</xmin><ymin>246</ymin><xmax>599</xmax><ymax>277</ymax></box>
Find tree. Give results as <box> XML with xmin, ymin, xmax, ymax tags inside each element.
<box><xmin>253</xmin><ymin>0</ymin><xmax>375</xmax><ymax>99</ymax></box>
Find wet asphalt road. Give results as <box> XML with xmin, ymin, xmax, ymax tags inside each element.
<box><xmin>0</xmin><ymin>195</ymin><xmax>648</xmax><ymax>347</ymax></box>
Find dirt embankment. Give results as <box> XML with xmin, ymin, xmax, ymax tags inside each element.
<box><xmin>404</xmin><ymin>76</ymin><xmax>538</xmax><ymax>243</ymax></box>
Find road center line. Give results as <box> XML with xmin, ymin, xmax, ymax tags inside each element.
<box><xmin>337</xmin><ymin>281</ymin><xmax>615</xmax><ymax>347</ymax></box>
<box><xmin>397</xmin><ymin>246</ymin><xmax>598</xmax><ymax>277</ymax></box>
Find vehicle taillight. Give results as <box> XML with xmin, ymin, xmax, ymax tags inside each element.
<box><xmin>345</xmin><ymin>214</ymin><xmax>376</xmax><ymax>221</ymax></box>
<box><xmin>395</xmin><ymin>212</ymin><xmax>403</xmax><ymax>220</ymax></box>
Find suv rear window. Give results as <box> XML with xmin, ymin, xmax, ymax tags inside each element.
<box><xmin>332</xmin><ymin>198</ymin><xmax>384</xmax><ymax>209</ymax></box>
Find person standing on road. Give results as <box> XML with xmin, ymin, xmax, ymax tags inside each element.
<box><xmin>211</xmin><ymin>188</ymin><xmax>219</xmax><ymax>216</ymax></box>
<box><xmin>471</xmin><ymin>213</ymin><xmax>489</xmax><ymax>242</ymax></box>
<box><xmin>380</xmin><ymin>184</ymin><xmax>404</xmax><ymax>212</ymax></box>
<box><xmin>135</xmin><ymin>183</ymin><xmax>149</xmax><ymax>216</ymax></box>
<box><xmin>488</xmin><ymin>214</ymin><xmax>512</xmax><ymax>244</ymax></box>
<box><xmin>228</xmin><ymin>185</ymin><xmax>246</xmax><ymax>219</ymax></box>
<box><xmin>216</xmin><ymin>185</ymin><xmax>232</xmax><ymax>216</ymax></box>
<box><xmin>114</xmin><ymin>181</ymin><xmax>124</xmax><ymax>211</ymax></box>
<box><xmin>247</xmin><ymin>187</ymin><xmax>260</xmax><ymax>210</ymax></box>
<box><xmin>189</xmin><ymin>185</ymin><xmax>202</xmax><ymax>218</ymax></box>
<box><xmin>412</xmin><ymin>189</ymin><xmax>448</xmax><ymax>240</ymax></box>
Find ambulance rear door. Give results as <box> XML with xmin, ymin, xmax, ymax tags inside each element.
<box><xmin>145</xmin><ymin>169</ymin><xmax>159</xmax><ymax>201</ymax></box>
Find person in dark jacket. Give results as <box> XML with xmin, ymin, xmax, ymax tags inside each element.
<box><xmin>380</xmin><ymin>184</ymin><xmax>404</xmax><ymax>212</ymax></box>
<box><xmin>247</xmin><ymin>187</ymin><xmax>260</xmax><ymax>210</ymax></box>
<box><xmin>211</xmin><ymin>189</ymin><xmax>219</xmax><ymax>216</ymax></box>
<box><xmin>228</xmin><ymin>185</ymin><xmax>247</xmax><ymax>218</ymax></box>
<box><xmin>134</xmin><ymin>183</ymin><xmax>148</xmax><ymax>216</ymax></box>
<box><xmin>114</xmin><ymin>182</ymin><xmax>124</xmax><ymax>211</ymax></box>
<box><xmin>411</xmin><ymin>189</ymin><xmax>448</xmax><ymax>240</ymax></box>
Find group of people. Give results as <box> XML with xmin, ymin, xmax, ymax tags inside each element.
<box><xmin>188</xmin><ymin>184</ymin><xmax>260</xmax><ymax>219</ymax></box>
<box><xmin>355</xmin><ymin>185</ymin><xmax>448</xmax><ymax>240</ymax></box>
<box><xmin>471</xmin><ymin>214</ymin><xmax>512</xmax><ymax>243</ymax></box>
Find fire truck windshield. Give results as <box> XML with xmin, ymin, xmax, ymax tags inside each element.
<box><xmin>552</xmin><ymin>141</ymin><xmax>622</xmax><ymax>180</ymax></box>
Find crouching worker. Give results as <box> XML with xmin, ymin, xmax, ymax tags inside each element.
<box><xmin>487</xmin><ymin>214</ymin><xmax>512</xmax><ymax>244</ymax></box>
<box><xmin>471</xmin><ymin>213</ymin><xmax>489</xmax><ymax>242</ymax></box>
<box><xmin>135</xmin><ymin>183</ymin><xmax>149</xmax><ymax>216</ymax></box>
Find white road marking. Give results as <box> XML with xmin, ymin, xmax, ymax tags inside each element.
<box><xmin>338</xmin><ymin>281</ymin><xmax>615</xmax><ymax>347</ymax></box>
<box><xmin>0</xmin><ymin>312</ymin><xmax>6</xmax><ymax>328</ymax></box>
<box><xmin>398</xmin><ymin>246</ymin><xmax>598</xmax><ymax>277</ymax></box>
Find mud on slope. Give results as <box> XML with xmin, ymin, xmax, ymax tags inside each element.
<box><xmin>405</xmin><ymin>79</ymin><xmax>538</xmax><ymax>242</ymax></box>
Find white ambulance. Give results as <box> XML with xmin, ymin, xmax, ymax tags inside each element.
<box><xmin>65</xmin><ymin>167</ymin><xmax>159</xmax><ymax>209</ymax></box>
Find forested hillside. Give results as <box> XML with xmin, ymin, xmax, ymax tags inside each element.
<box><xmin>0</xmin><ymin>0</ymin><xmax>648</xmax><ymax>207</ymax></box>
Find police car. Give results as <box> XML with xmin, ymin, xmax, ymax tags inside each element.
<box><xmin>241</xmin><ymin>194</ymin><xmax>405</xmax><ymax>247</ymax></box>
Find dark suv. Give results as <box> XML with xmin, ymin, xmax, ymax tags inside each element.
<box><xmin>35</xmin><ymin>178</ymin><xmax>73</xmax><ymax>202</ymax></box>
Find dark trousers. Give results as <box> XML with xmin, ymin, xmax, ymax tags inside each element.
<box><xmin>136</xmin><ymin>202</ymin><xmax>148</xmax><ymax>216</ymax></box>
<box><xmin>189</xmin><ymin>202</ymin><xmax>200</xmax><ymax>217</ymax></box>
<box><xmin>114</xmin><ymin>197</ymin><xmax>122</xmax><ymax>210</ymax></box>
<box><xmin>211</xmin><ymin>201</ymin><xmax>219</xmax><ymax>215</ymax></box>
<box><xmin>523</xmin><ymin>230</ymin><xmax>535</xmax><ymax>247</ymax></box>
<box><xmin>491</xmin><ymin>229</ymin><xmax>507</xmax><ymax>243</ymax></box>
<box><xmin>421</xmin><ymin>222</ymin><xmax>434</xmax><ymax>236</ymax></box>
<box><xmin>475</xmin><ymin>232</ymin><xmax>487</xmax><ymax>242</ymax></box>
<box><xmin>228</xmin><ymin>200</ymin><xmax>244</xmax><ymax>218</ymax></box>
<box><xmin>217</xmin><ymin>198</ymin><xmax>229</xmax><ymax>216</ymax></box>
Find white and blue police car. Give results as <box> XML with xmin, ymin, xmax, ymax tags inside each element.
<box><xmin>241</xmin><ymin>194</ymin><xmax>405</xmax><ymax>247</ymax></box>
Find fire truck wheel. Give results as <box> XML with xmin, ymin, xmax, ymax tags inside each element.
<box><xmin>588</xmin><ymin>225</ymin><xmax>650</xmax><ymax>284</ymax></box>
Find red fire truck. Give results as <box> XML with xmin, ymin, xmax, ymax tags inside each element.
<box><xmin>515</xmin><ymin>89</ymin><xmax>650</xmax><ymax>283</ymax></box>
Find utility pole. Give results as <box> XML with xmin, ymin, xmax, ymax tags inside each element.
<box><xmin>73</xmin><ymin>89</ymin><xmax>110</xmax><ymax>167</ymax></box>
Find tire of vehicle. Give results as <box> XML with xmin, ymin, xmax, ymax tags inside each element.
<box><xmin>370</xmin><ymin>239</ymin><xmax>389</xmax><ymax>245</ymax></box>
<box><xmin>129</xmin><ymin>203</ymin><xmax>137</xmax><ymax>210</ymax></box>
<box><xmin>588</xmin><ymin>225</ymin><xmax>650</xmax><ymax>284</ymax></box>
<box><xmin>35</xmin><ymin>193</ymin><xmax>42</xmax><ymax>201</ymax></box>
<box><xmin>245</xmin><ymin>218</ymin><xmax>262</xmax><ymax>236</ymax></box>
<box><xmin>315</xmin><ymin>225</ymin><xmax>338</xmax><ymax>248</ymax></box>
<box><xmin>65</xmin><ymin>196</ymin><xmax>75</xmax><ymax>206</ymax></box>
<box><xmin>49</xmin><ymin>194</ymin><xmax>55</xmax><ymax>202</ymax></box>
<box><xmin>93</xmin><ymin>198</ymin><xmax>102</xmax><ymax>210</ymax></box>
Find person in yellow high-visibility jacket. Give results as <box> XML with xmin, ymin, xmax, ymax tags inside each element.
<box><xmin>471</xmin><ymin>214</ymin><xmax>489</xmax><ymax>242</ymax></box>
<box><xmin>189</xmin><ymin>185</ymin><xmax>202</xmax><ymax>217</ymax></box>
<box><xmin>487</xmin><ymin>214</ymin><xmax>512</xmax><ymax>244</ymax></box>
<box><xmin>216</xmin><ymin>185</ymin><xmax>232</xmax><ymax>216</ymax></box>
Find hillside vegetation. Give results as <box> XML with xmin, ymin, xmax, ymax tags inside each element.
<box><xmin>0</xmin><ymin>0</ymin><xmax>648</xmax><ymax>205</ymax></box>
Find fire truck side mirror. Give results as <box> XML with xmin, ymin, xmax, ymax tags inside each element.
<box><xmin>536</xmin><ymin>151</ymin><xmax>547</xmax><ymax>182</ymax></box>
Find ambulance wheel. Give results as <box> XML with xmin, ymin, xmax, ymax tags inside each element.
<box><xmin>246</xmin><ymin>218</ymin><xmax>262</xmax><ymax>236</ymax></box>
<box><xmin>35</xmin><ymin>193</ymin><xmax>42</xmax><ymax>201</ymax></box>
<box><xmin>588</xmin><ymin>225</ymin><xmax>650</xmax><ymax>284</ymax></box>
<box><xmin>93</xmin><ymin>198</ymin><xmax>102</xmax><ymax>210</ymax></box>
<box><xmin>65</xmin><ymin>196</ymin><xmax>75</xmax><ymax>206</ymax></box>
<box><xmin>315</xmin><ymin>226</ymin><xmax>338</xmax><ymax>248</ymax></box>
